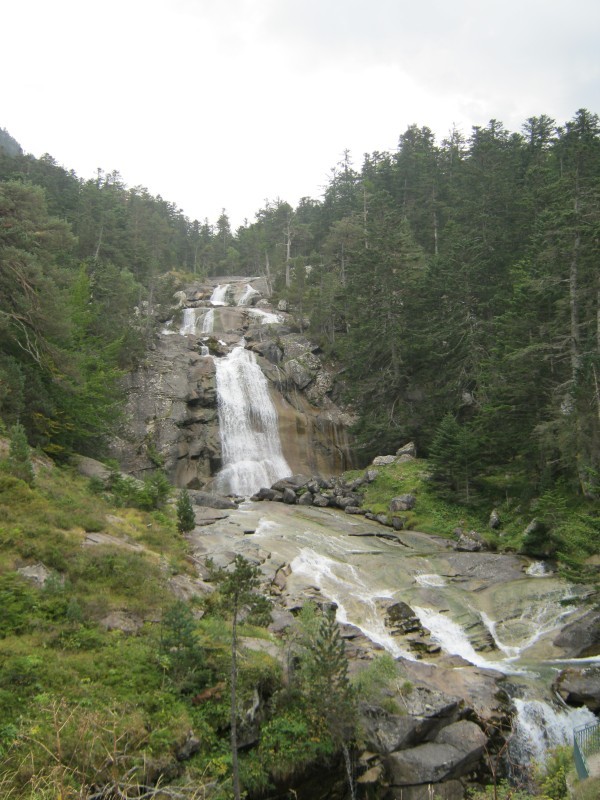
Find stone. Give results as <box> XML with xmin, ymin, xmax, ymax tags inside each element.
<box><xmin>384</xmin><ymin>720</ymin><xmax>486</xmax><ymax>786</ymax></box>
<box><xmin>373</xmin><ymin>455</ymin><xmax>397</xmax><ymax>466</ymax></box>
<box><xmin>99</xmin><ymin>611</ymin><xmax>143</xmax><ymax>634</ymax></box>
<box><xmin>364</xmin><ymin>468</ymin><xmax>379</xmax><ymax>483</ymax></box>
<box><xmin>554</xmin><ymin>666</ymin><xmax>600</xmax><ymax>712</ymax></box>
<box><xmin>189</xmin><ymin>491</ymin><xmax>238</xmax><ymax>510</ymax></box>
<box><xmin>282</xmin><ymin>487</ymin><xmax>298</xmax><ymax>504</ymax></box>
<box><xmin>17</xmin><ymin>562</ymin><xmax>53</xmax><ymax>586</ymax></box>
<box><xmin>396</xmin><ymin>442</ymin><xmax>417</xmax><ymax>458</ymax></box>
<box><xmin>72</xmin><ymin>454</ymin><xmax>112</xmax><ymax>481</ymax></box>
<box><xmin>390</xmin><ymin>494</ymin><xmax>416</xmax><ymax>512</ymax></box>
<box><xmin>489</xmin><ymin>509</ymin><xmax>501</xmax><ymax>529</ymax></box>
<box><xmin>297</xmin><ymin>491</ymin><xmax>313</xmax><ymax>506</ymax></box>
<box><xmin>454</xmin><ymin>530</ymin><xmax>484</xmax><ymax>552</ymax></box>
<box><xmin>345</xmin><ymin>506</ymin><xmax>364</xmax><ymax>515</ymax></box>
<box><xmin>312</xmin><ymin>494</ymin><xmax>330</xmax><ymax>507</ymax></box>
<box><xmin>271</xmin><ymin>475</ymin><xmax>310</xmax><ymax>491</ymax></box>
<box><xmin>391</xmin><ymin>516</ymin><xmax>404</xmax><ymax>531</ymax></box>
<box><xmin>284</xmin><ymin>358</ymin><xmax>314</xmax><ymax>390</ymax></box>
<box><xmin>553</xmin><ymin>610</ymin><xmax>600</xmax><ymax>658</ymax></box>
<box><xmin>176</xmin><ymin>732</ymin><xmax>201</xmax><ymax>761</ymax></box>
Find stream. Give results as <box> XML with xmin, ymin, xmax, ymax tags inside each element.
<box><xmin>180</xmin><ymin>281</ymin><xmax>598</xmax><ymax>776</ymax></box>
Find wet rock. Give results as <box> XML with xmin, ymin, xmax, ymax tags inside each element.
<box><xmin>384</xmin><ymin>601</ymin><xmax>420</xmax><ymax>629</ymax></box>
<box><xmin>553</xmin><ymin>610</ymin><xmax>600</xmax><ymax>657</ymax></box>
<box><xmin>553</xmin><ymin>665</ymin><xmax>600</xmax><ymax>711</ymax></box>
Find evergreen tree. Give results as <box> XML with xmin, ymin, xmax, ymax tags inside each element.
<box><xmin>176</xmin><ymin>488</ymin><xmax>196</xmax><ymax>533</ymax></box>
<box><xmin>210</xmin><ymin>555</ymin><xmax>271</xmax><ymax>800</ymax></box>
<box><xmin>7</xmin><ymin>422</ymin><xmax>34</xmax><ymax>485</ymax></box>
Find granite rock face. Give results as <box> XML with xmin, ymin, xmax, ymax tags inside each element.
<box><xmin>109</xmin><ymin>278</ymin><xmax>355</xmax><ymax>489</ymax></box>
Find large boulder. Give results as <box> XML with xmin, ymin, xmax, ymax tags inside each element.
<box><xmin>553</xmin><ymin>666</ymin><xmax>600</xmax><ymax>712</ymax></box>
<box><xmin>384</xmin><ymin>720</ymin><xmax>486</xmax><ymax>786</ymax></box>
<box><xmin>390</xmin><ymin>495</ymin><xmax>416</xmax><ymax>512</ymax></box>
<box><xmin>553</xmin><ymin>609</ymin><xmax>600</xmax><ymax>657</ymax></box>
<box><xmin>361</xmin><ymin>688</ymin><xmax>460</xmax><ymax>755</ymax></box>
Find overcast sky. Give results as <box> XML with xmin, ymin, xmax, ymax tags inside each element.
<box><xmin>3</xmin><ymin>0</ymin><xmax>599</xmax><ymax>229</ymax></box>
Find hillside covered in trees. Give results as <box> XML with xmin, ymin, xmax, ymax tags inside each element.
<box><xmin>2</xmin><ymin>111</ymin><xmax>600</xmax><ymax>503</ymax></box>
<box><xmin>1</xmin><ymin>114</ymin><xmax>600</xmax><ymax>800</ymax></box>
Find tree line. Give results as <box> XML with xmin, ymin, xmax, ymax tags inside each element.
<box><xmin>1</xmin><ymin>111</ymin><xmax>599</xmax><ymax>505</ymax></box>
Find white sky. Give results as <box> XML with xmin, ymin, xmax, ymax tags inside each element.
<box><xmin>3</xmin><ymin>0</ymin><xmax>599</xmax><ymax>229</ymax></box>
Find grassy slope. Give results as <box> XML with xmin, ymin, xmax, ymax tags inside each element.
<box><xmin>0</xmin><ymin>458</ymin><xmax>280</xmax><ymax>799</ymax></box>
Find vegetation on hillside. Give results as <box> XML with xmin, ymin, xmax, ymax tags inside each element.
<box><xmin>0</xmin><ymin>446</ymin><xmax>362</xmax><ymax>798</ymax></box>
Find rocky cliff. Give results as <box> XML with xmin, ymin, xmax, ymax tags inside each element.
<box><xmin>109</xmin><ymin>277</ymin><xmax>354</xmax><ymax>489</ymax></box>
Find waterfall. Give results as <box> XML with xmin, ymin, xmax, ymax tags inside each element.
<box><xmin>290</xmin><ymin>547</ymin><xmax>414</xmax><ymax>660</ymax></box>
<box><xmin>210</xmin><ymin>284</ymin><xmax>230</xmax><ymax>306</ymax></box>
<box><xmin>180</xmin><ymin>308</ymin><xmax>197</xmax><ymax>335</ymax></box>
<box><xmin>510</xmin><ymin>698</ymin><xmax>597</xmax><ymax>769</ymax></box>
<box><xmin>238</xmin><ymin>284</ymin><xmax>259</xmax><ymax>306</ymax></box>
<box><xmin>214</xmin><ymin>344</ymin><xmax>291</xmax><ymax>496</ymax></box>
<box><xmin>248</xmin><ymin>308</ymin><xmax>282</xmax><ymax>325</ymax></box>
<box><xmin>202</xmin><ymin>308</ymin><xmax>214</xmax><ymax>333</ymax></box>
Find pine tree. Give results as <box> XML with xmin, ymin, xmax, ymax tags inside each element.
<box><xmin>7</xmin><ymin>422</ymin><xmax>34</xmax><ymax>485</ymax></box>
<box><xmin>210</xmin><ymin>555</ymin><xmax>271</xmax><ymax>800</ymax></box>
<box><xmin>176</xmin><ymin>488</ymin><xmax>196</xmax><ymax>533</ymax></box>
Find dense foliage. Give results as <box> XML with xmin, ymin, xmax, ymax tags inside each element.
<box><xmin>2</xmin><ymin>110</ymin><xmax>600</xmax><ymax>504</ymax></box>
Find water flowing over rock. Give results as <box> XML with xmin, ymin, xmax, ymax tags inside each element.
<box><xmin>214</xmin><ymin>344</ymin><xmax>291</xmax><ymax>496</ymax></box>
<box><xmin>107</xmin><ymin>275</ymin><xmax>599</xmax><ymax>797</ymax></box>
<box><xmin>109</xmin><ymin>277</ymin><xmax>354</xmax><ymax>489</ymax></box>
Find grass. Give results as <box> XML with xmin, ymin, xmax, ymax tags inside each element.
<box><xmin>344</xmin><ymin>458</ymin><xmax>486</xmax><ymax>536</ymax></box>
<box><xmin>0</xmin><ymin>451</ymin><xmax>288</xmax><ymax>799</ymax></box>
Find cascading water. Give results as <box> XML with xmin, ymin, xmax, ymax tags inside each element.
<box><xmin>179</xmin><ymin>307</ymin><xmax>197</xmax><ymax>335</ymax></box>
<box><xmin>201</xmin><ymin>308</ymin><xmax>214</xmax><ymax>333</ymax></box>
<box><xmin>510</xmin><ymin>699</ymin><xmax>597</xmax><ymax>773</ymax></box>
<box><xmin>237</xmin><ymin>284</ymin><xmax>259</xmax><ymax>306</ymax></box>
<box><xmin>214</xmin><ymin>344</ymin><xmax>291</xmax><ymax>496</ymax></box>
<box><xmin>248</xmin><ymin>308</ymin><xmax>282</xmax><ymax>325</ymax></box>
<box><xmin>210</xmin><ymin>284</ymin><xmax>230</xmax><ymax>306</ymax></box>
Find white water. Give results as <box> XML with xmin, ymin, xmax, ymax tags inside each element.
<box><xmin>180</xmin><ymin>308</ymin><xmax>197</xmax><ymax>335</ymax></box>
<box><xmin>210</xmin><ymin>284</ymin><xmax>230</xmax><ymax>306</ymax></box>
<box><xmin>214</xmin><ymin>344</ymin><xmax>291</xmax><ymax>496</ymax></box>
<box><xmin>238</xmin><ymin>284</ymin><xmax>259</xmax><ymax>306</ymax></box>
<box><xmin>511</xmin><ymin>699</ymin><xmax>597</xmax><ymax>767</ymax></box>
<box><xmin>202</xmin><ymin>308</ymin><xmax>214</xmax><ymax>333</ymax></box>
<box><xmin>248</xmin><ymin>308</ymin><xmax>282</xmax><ymax>325</ymax></box>
<box><xmin>290</xmin><ymin>547</ymin><xmax>413</xmax><ymax>659</ymax></box>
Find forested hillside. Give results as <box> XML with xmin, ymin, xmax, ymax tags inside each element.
<box><xmin>1</xmin><ymin>111</ymin><xmax>600</xmax><ymax>503</ymax></box>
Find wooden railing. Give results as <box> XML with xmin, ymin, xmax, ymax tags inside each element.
<box><xmin>574</xmin><ymin>721</ymin><xmax>600</xmax><ymax>780</ymax></box>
